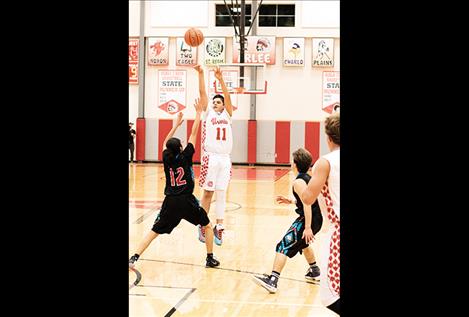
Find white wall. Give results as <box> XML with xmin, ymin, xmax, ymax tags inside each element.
<box><xmin>131</xmin><ymin>0</ymin><xmax>340</xmax><ymax>122</ymax></box>
<box><xmin>129</xmin><ymin>85</ymin><xmax>139</xmax><ymax>125</ymax></box>
<box><xmin>129</xmin><ymin>1</ymin><xmax>140</xmax><ymax>37</ymax></box>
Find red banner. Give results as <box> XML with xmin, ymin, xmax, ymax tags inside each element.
<box><xmin>129</xmin><ymin>38</ymin><xmax>139</xmax><ymax>84</ymax></box>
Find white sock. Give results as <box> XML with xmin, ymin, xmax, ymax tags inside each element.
<box><xmin>215</xmin><ymin>190</ymin><xmax>226</xmax><ymax>223</ymax></box>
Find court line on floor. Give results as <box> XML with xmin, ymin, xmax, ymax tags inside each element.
<box><xmin>129</xmin><ymin>267</ymin><xmax>142</xmax><ymax>290</ymax></box>
<box><xmin>133</xmin><ymin>207</ymin><xmax>161</xmax><ymax>224</ymax></box>
<box><xmin>210</xmin><ymin>200</ymin><xmax>242</xmax><ymax>212</ymax></box>
<box><xmin>130</xmin><ymin>294</ymin><xmax>322</xmax><ymax>308</ymax></box>
<box><xmin>129</xmin><ymin>285</ymin><xmax>196</xmax><ymax>317</ymax></box>
<box><xmin>131</xmin><ymin>201</ymin><xmax>239</xmax><ymax>224</ymax></box>
<box><xmin>136</xmin><ymin>284</ymin><xmax>196</xmax><ymax>290</ymax></box>
<box><xmin>139</xmin><ymin>258</ymin><xmax>319</xmax><ymax>285</ymax></box>
<box><xmin>164</xmin><ymin>288</ymin><xmax>197</xmax><ymax>317</ymax></box>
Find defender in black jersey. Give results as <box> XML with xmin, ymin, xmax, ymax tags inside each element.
<box><xmin>129</xmin><ymin>98</ymin><xmax>220</xmax><ymax>269</ymax></box>
<box><xmin>253</xmin><ymin>148</ymin><xmax>323</xmax><ymax>293</ymax></box>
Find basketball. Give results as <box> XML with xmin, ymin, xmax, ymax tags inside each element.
<box><xmin>184</xmin><ymin>28</ymin><xmax>204</xmax><ymax>47</ymax></box>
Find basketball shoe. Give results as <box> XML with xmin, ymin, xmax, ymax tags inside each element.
<box><xmin>129</xmin><ymin>255</ymin><xmax>139</xmax><ymax>268</ymax></box>
<box><xmin>305</xmin><ymin>264</ymin><xmax>321</xmax><ymax>282</ymax></box>
<box><xmin>205</xmin><ymin>255</ymin><xmax>220</xmax><ymax>268</ymax></box>
<box><xmin>213</xmin><ymin>223</ymin><xmax>224</xmax><ymax>246</ymax></box>
<box><xmin>198</xmin><ymin>225</ymin><xmax>206</xmax><ymax>243</ymax></box>
<box><xmin>252</xmin><ymin>274</ymin><xmax>278</xmax><ymax>293</ymax></box>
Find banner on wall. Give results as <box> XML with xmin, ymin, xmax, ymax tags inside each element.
<box><xmin>322</xmin><ymin>71</ymin><xmax>340</xmax><ymax>114</ymax></box>
<box><xmin>312</xmin><ymin>38</ymin><xmax>334</xmax><ymax>67</ymax></box>
<box><xmin>148</xmin><ymin>37</ymin><xmax>169</xmax><ymax>66</ymax></box>
<box><xmin>204</xmin><ymin>37</ymin><xmax>226</xmax><ymax>65</ymax></box>
<box><xmin>129</xmin><ymin>38</ymin><xmax>139</xmax><ymax>84</ymax></box>
<box><xmin>176</xmin><ymin>38</ymin><xmax>197</xmax><ymax>66</ymax></box>
<box><xmin>283</xmin><ymin>38</ymin><xmax>305</xmax><ymax>66</ymax></box>
<box><xmin>208</xmin><ymin>70</ymin><xmax>238</xmax><ymax>111</ymax></box>
<box><xmin>233</xmin><ymin>36</ymin><xmax>276</xmax><ymax>65</ymax></box>
<box><xmin>158</xmin><ymin>70</ymin><xmax>187</xmax><ymax>114</ymax></box>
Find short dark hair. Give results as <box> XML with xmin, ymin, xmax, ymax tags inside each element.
<box><xmin>292</xmin><ymin>148</ymin><xmax>313</xmax><ymax>173</ymax></box>
<box><xmin>164</xmin><ymin>137</ymin><xmax>182</xmax><ymax>162</ymax></box>
<box><xmin>213</xmin><ymin>94</ymin><xmax>225</xmax><ymax>104</ymax></box>
<box><xmin>325</xmin><ymin>112</ymin><xmax>340</xmax><ymax>145</ymax></box>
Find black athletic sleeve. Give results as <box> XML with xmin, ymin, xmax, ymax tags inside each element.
<box><xmin>182</xmin><ymin>143</ymin><xmax>195</xmax><ymax>159</ymax></box>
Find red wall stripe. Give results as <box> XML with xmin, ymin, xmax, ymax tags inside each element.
<box><xmin>158</xmin><ymin>119</ymin><xmax>173</xmax><ymax>161</ymax></box>
<box><xmin>275</xmin><ymin>121</ymin><xmax>290</xmax><ymax>163</ymax></box>
<box><xmin>305</xmin><ymin>122</ymin><xmax>320</xmax><ymax>164</ymax></box>
<box><xmin>186</xmin><ymin>119</ymin><xmax>202</xmax><ymax>163</ymax></box>
<box><xmin>136</xmin><ymin>118</ymin><xmax>145</xmax><ymax>161</ymax></box>
<box><xmin>247</xmin><ymin>120</ymin><xmax>257</xmax><ymax>164</ymax></box>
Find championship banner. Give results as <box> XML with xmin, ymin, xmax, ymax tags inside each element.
<box><xmin>233</xmin><ymin>36</ymin><xmax>276</xmax><ymax>65</ymax></box>
<box><xmin>208</xmin><ymin>70</ymin><xmax>238</xmax><ymax>111</ymax></box>
<box><xmin>129</xmin><ymin>38</ymin><xmax>139</xmax><ymax>84</ymax></box>
<box><xmin>283</xmin><ymin>38</ymin><xmax>305</xmax><ymax>67</ymax></box>
<box><xmin>158</xmin><ymin>70</ymin><xmax>187</xmax><ymax>114</ymax></box>
<box><xmin>204</xmin><ymin>37</ymin><xmax>226</xmax><ymax>65</ymax></box>
<box><xmin>322</xmin><ymin>71</ymin><xmax>340</xmax><ymax>114</ymax></box>
<box><xmin>148</xmin><ymin>37</ymin><xmax>169</xmax><ymax>66</ymax></box>
<box><xmin>176</xmin><ymin>38</ymin><xmax>197</xmax><ymax>66</ymax></box>
<box><xmin>312</xmin><ymin>38</ymin><xmax>334</xmax><ymax>67</ymax></box>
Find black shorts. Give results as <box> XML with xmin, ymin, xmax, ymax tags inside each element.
<box><xmin>276</xmin><ymin>213</ymin><xmax>323</xmax><ymax>258</ymax></box>
<box><xmin>151</xmin><ymin>194</ymin><xmax>210</xmax><ymax>234</ymax></box>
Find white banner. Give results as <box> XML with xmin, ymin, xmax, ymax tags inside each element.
<box><xmin>158</xmin><ymin>70</ymin><xmax>187</xmax><ymax>114</ymax></box>
<box><xmin>148</xmin><ymin>37</ymin><xmax>169</xmax><ymax>66</ymax></box>
<box><xmin>204</xmin><ymin>37</ymin><xmax>226</xmax><ymax>65</ymax></box>
<box><xmin>233</xmin><ymin>36</ymin><xmax>276</xmax><ymax>65</ymax></box>
<box><xmin>176</xmin><ymin>38</ymin><xmax>197</xmax><ymax>66</ymax></box>
<box><xmin>283</xmin><ymin>38</ymin><xmax>305</xmax><ymax>67</ymax></box>
<box><xmin>322</xmin><ymin>71</ymin><xmax>340</xmax><ymax>114</ymax></box>
<box><xmin>312</xmin><ymin>38</ymin><xmax>334</xmax><ymax>67</ymax></box>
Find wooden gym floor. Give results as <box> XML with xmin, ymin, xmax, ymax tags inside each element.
<box><xmin>129</xmin><ymin>163</ymin><xmax>338</xmax><ymax>317</ymax></box>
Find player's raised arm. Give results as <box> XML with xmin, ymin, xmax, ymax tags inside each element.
<box><xmin>214</xmin><ymin>66</ymin><xmax>233</xmax><ymax>116</ymax></box>
<box><xmin>193</xmin><ymin>64</ymin><xmax>208</xmax><ymax>112</ymax></box>
<box><xmin>163</xmin><ymin>112</ymin><xmax>184</xmax><ymax>147</ymax></box>
<box><xmin>188</xmin><ymin>98</ymin><xmax>203</xmax><ymax>146</ymax></box>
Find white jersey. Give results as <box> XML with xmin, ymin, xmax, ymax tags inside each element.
<box><xmin>318</xmin><ymin>148</ymin><xmax>340</xmax><ymax>306</ymax></box>
<box><xmin>322</xmin><ymin>149</ymin><xmax>340</xmax><ymax>218</ymax></box>
<box><xmin>202</xmin><ymin>108</ymin><xmax>232</xmax><ymax>155</ymax></box>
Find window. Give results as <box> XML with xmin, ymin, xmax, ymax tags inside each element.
<box><xmin>259</xmin><ymin>4</ymin><xmax>295</xmax><ymax>27</ymax></box>
<box><xmin>215</xmin><ymin>4</ymin><xmax>252</xmax><ymax>27</ymax></box>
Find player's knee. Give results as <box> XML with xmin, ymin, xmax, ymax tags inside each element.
<box><xmin>203</xmin><ymin>190</ymin><xmax>214</xmax><ymax>199</ymax></box>
<box><xmin>276</xmin><ymin>241</ymin><xmax>284</xmax><ymax>253</ymax></box>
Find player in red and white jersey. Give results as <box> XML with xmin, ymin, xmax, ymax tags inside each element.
<box><xmin>302</xmin><ymin>112</ymin><xmax>340</xmax><ymax>315</ymax></box>
<box><xmin>193</xmin><ymin>65</ymin><xmax>233</xmax><ymax>246</ymax></box>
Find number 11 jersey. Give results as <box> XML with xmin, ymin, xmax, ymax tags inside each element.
<box><xmin>202</xmin><ymin>108</ymin><xmax>232</xmax><ymax>155</ymax></box>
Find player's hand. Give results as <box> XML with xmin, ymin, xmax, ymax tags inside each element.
<box><xmin>176</xmin><ymin>111</ymin><xmax>184</xmax><ymax>126</ymax></box>
<box><xmin>276</xmin><ymin>195</ymin><xmax>292</xmax><ymax>204</ymax></box>
<box><xmin>214</xmin><ymin>66</ymin><xmax>223</xmax><ymax>81</ymax></box>
<box><xmin>302</xmin><ymin>228</ymin><xmax>314</xmax><ymax>244</ymax></box>
<box><xmin>193</xmin><ymin>64</ymin><xmax>203</xmax><ymax>74</ymax></box>
<box><xmin>193</xmin><ymin>98</ymin><xmax>203</xmax><ymax>113</ymax></box>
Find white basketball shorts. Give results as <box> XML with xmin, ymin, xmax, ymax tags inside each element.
<box><xmin>199</xmin><ymin>152</ymin><xmax>232</xmax><ymax>191</ymax></box>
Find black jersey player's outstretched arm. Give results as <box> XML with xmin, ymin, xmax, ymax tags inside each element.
<box><xmin>188</xmin><ymin>98</ymin><xmax>203</xmax><ymax>146</ymax></box>
<box><xmin>162</xmin><ymin>112</ymin><xmax>184</xmax><ymax>147</ymax></box>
